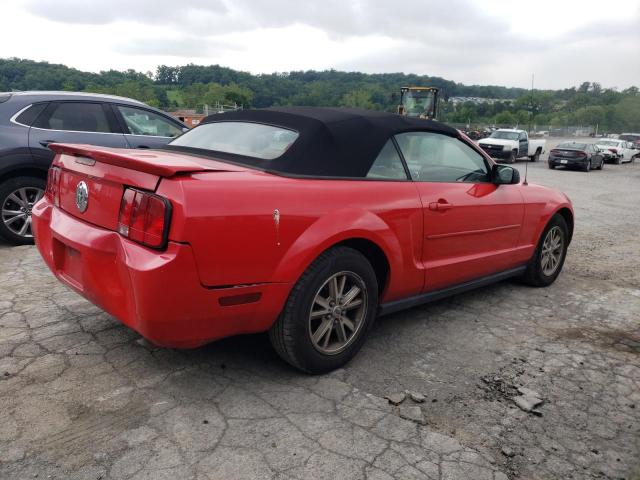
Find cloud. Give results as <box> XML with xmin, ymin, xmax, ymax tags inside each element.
<box><xmin>16</xmin><ymin>0</ymin><xmax>640</xmax><ymax>89</ymax></box>
<box><xmin>115</xmin><ymin>35</ymin><xmax>243</xmax><ymax>58</ymax></box>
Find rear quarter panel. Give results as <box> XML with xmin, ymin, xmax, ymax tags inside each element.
<box><xmin>157</xmin><ymin>171</ymin><xmax>425</xmax><ymax>302</ymax></box>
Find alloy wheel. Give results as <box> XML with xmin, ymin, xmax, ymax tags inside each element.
<box><xmin>1</xmin><ymin>187</ymin><xmax>44</xmax><ymax>238</ymax></box>
<box><xmin>308</xmin><ymin>271</ymin><xmax>367</xmax><ymax>355</ymax></box>
<box><xmin>540</xmin><ymin>226</ymin><xmax>564</xmax><ymax>276</ymax></box>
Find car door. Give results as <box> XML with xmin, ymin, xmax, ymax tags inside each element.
<box><xmin>112</xmin><ymin>104</ymin><xmax>185</xmax><ymax>149</ymax></box>
<box><xmin>395</xmin><ymin>131</ymin><xmax>525</xmax><ymax>291</ymax></box>
<box><xmin>518</xmin><ymin>132</ymin><xmax>529</xmax><ymax>157</ymax></box>
<box><xmin>28</xmin><ymin>101</ymin><xmax>127</xmax><ymax>165</ymax></box>
<box><xmin>588</xmin><ymin>144</ymin><xmax>602</xmax><ymax>166</ymax></box>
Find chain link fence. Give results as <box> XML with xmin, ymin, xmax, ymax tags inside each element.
<box><xmin>445</xmin><ymin>123</ymin><xmax>601</xmax><ymax>138</ymax></box>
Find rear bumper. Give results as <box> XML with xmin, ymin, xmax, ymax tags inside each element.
<box><xmin>548</xmin><ymin>156</ymin><xmax>589</xmax><ymax>167</ymax></box>
<box><xmin>32</xmin><ymin>200</ymin><xmax>292</xmax><ymax>348</ymax></box>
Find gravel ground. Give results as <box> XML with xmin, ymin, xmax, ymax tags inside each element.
<box><xmin>0</xmin><ymin>139</ymin><xmax>638</xmax><ymax>480</ymax></box>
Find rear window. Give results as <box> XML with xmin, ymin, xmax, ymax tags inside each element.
<box><xmin>169</xmin><ymin>121</ymin><xmax>299</xmax><ymax>160</ymax></box>
<box><xmin>35</xmin><ymin>102</ymin><xmax>111</xmax><ymax>133</ymax></box>
<box><xmin>15</xmin><ymin>103</ymin><xmax>48</xmax><ymax>126</ymax></box>
<box><xmin>557</xmin><ymin>142</ymin><xmax>586</xmax><ymax>149</ymax></box>
<box><xmin>619</xmin><ymin>135</ymin><xmax>640</xmax><ymax>142</ymax></box>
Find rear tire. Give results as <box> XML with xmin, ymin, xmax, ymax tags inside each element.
<box><xmin>0</xmin><ymin>176</ymin><xmax>46</xmax><ymax>245</ymax></box>
<box><xmin>521</xmin><ymin>214</ymin><xmax>569</xmax><ymax>287</ymax></box>
<box><xmin>582</xmin><ymin>159</ymin><xmax>591</xmax><ymax>172</ymax></box>
<box><xmin>548</xmin><ymin>162</ymin><xmax>555</xmax><ymax>169</ymax></box>
<box><xmin>269</xmin><ymin>247</ymin><xmax>378</xmax><ymax>374</ymax></box>
<box><xmin>530</xmin><ymin>150</ymin><xmax>540</xmax><ymax>162</ymax></box>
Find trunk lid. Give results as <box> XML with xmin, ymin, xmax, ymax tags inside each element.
<box><xmin>50</xmin><ymin>143</ymin><xmax>244</xmax><ymax>232</ymax></box>
<box><xmin>552</xmin><ymin>149</ymin><xmax>584</xmax><ymax>158</ymax></box>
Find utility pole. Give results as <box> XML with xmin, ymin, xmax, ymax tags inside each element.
<box><xmin>528</xmin><ymin>73</ymin><xmax>534</xmax><ymax>134</ymax></box>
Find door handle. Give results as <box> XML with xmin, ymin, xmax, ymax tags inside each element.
<box><xmin>40</xmin><ymin>140</ymin><xmax>56</xmax><ymax>147</ymax></box>
<box><xmin>428</xmin><ymin>199</ymin><xmax>453</xmax><ymax>212</ymax></box>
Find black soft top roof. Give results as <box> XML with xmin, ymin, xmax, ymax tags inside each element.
<box><xmin>169</xmin><ymin>106</ymin><xmax>461</xmax><ymax>177</ymax></box>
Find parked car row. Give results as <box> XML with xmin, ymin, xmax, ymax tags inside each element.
<box><xmin>548</xmin><ymin>139</ymin><xmax>638</xmax><ymax>172</ymax></box>
<box><xmin>0</xmin><ymin>91</ymin><xmax>187</xmax><ymax>244</ymax></box>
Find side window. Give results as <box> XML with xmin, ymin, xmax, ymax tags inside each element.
<box><xmin>14</xmin><ymin>103</ymin><xmax>48</xmax><ymax>126</ymax></box>
<box><xmin>519</xmin><ymin>133</ymin><xmax>526</xmax><ymax>140</ymax></box>
<box><xmin>36</xmin><ymin>102</ymin><xmax>111</xmax><ymax>133</ymax></box>
<box><xmin>117</xmin><ymin>105</ymin><xmax>183</xmax><ymax>138</ymax></box>
<box><xmin>395</xmin><ymin>132</ymin><xmax>490</xmax><ymax>183</ymax></box>
<box><xmin>366</xmin><ymin>140</ymin><xmax>408</xmax><ymax>180</ymax></box>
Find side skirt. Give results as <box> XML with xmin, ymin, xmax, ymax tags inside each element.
<box><xmin>378</xmin><ymin>265</ymin><xmax>527</xmax><ymax>316</ymax></box>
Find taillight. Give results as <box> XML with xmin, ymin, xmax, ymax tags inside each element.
<box><xmin>575</xmin><ymin>152</ymin><xmax>587</xmax><ymax>158</ymax></box>
<box><xmin>550</xmin><ymin>149</ymin><xmax>559</xmax><ymax>155</ymax></box>
<box><xmin>117</xmin><ymin>187</ymin><xmax>171</xmax><ymax>249</ymax></box>
<box><xmin>46</xmin><ymin>166</ymin><xmax>61</xmax><ymax>207</ymax></box>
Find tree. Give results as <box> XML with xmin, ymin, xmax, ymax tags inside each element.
<box><xmin>340</xmin><ymin>90</ymin><xmax>374</xmax><ymax>109</ymax></box>
<box><xmin>1</xmin><ymin>58</ymin><xmax>639</xmax><ymax>132</ymax></box>
<box><xmin>494</xmin><ymin>111</ymin><xmax>516</xmax><ymax>126</ymax></box>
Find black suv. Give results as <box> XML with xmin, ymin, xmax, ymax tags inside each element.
<box><xmin>0</xmin><ymin>91</ymin><xmax>187</xmax><ymax>244</ymax></box>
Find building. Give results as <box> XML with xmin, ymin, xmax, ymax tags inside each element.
<box><xmin>168</xmin><ymin>109</ymin><xmax>207</xmax><ymax>128</ymax></box>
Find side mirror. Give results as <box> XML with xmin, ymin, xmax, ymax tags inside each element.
<box><xmin>492</xmin><ymin>164</ymin><xmax>520</xmax><ymax>185</ymax></box>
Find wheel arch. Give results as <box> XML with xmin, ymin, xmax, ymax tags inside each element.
<box><xmin>271</xmin><ymin>208</ymin><xmax>404</xmax><ymax>298</ymax></box>
<box><xmin>331</xmin><ymin>238</ymin><xmax>390</xmax><ymax>295</ymax></box>
<box><xmin>0</xmin><ymin>166</ymin><xmax>48</xmax><ymax>185</ymax></box>
<box><xmin>555</xmin><ymin>207</ymin><xmax>574</xmax><ymax>244</ymax></box>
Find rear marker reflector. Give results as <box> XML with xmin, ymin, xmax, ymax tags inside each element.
<box><xmin>219</xmin><ymin>292</ymin><xmax>262</xmax><ymax>307</ymax></box>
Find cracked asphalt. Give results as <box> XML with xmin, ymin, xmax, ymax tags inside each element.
<box><xmin>1</xmin><ymin>139</ymin><xmax>639</xmax><ymax>480</ymax></box>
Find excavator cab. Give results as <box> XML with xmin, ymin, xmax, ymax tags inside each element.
<box><xmin>397</xmin><ymin>87</ymin><xmax>439</xmax><ymax>120</ymax></box>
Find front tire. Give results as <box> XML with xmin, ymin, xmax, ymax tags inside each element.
<box><xmin>0</xmin><ymin>176</ymin><xmax>46</xmax><ymax>245</ymax></box>
<box><xmin>521</xmin><ymin>214</ymin><xmax>569</xmax><ymax>287</ymax></box>
<box><xmin>508</xmin><ymin>150</ymin><xmax>517</xmax><ymax>164</ymax></box>
<box><xmin>269</xmin><ymin>247</ymin><xmax>378</xmax><ymax>373</ymax></box>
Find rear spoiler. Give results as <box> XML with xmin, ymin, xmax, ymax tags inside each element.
<box><xmin>49</xmin><ymin>143</ymin><xmax>243</xmax><ymax>177</ymax></box>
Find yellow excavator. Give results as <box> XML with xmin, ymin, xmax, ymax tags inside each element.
<box><xmin>397</xmin><ymin>86</ymin><xmax>440</xmax><ymax>120</ymax></box>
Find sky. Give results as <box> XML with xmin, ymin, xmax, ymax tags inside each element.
<box><xmin>2</xmin><ymin>0</ymin><xmax>639</xmax><ymax>90</ymax></box>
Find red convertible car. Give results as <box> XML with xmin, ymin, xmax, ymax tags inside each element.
<box><xmin>32</xmin><ymin>107</ymin><xmax>573</xmax><ymax>373</ymax></box>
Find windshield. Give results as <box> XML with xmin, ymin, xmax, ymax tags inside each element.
<box><xmin>619</xmin><ymin>134</ymin><xmax>640</xmax><ymax>142</ymax></box>
<box><xmin>489</xmin><ymin>131</ymin><xmax>520</xmax><ymax>140</ymax></box>
<box><xmin>558</xmin><ymin>142</ymin><xmax>587</xmax><ymax>149</ymax></box>
<box><xmin>402</xmin><ymin>90</ymin><xmax>435</xmax><ymax>117</ymax></box>
<box><xmin>169</xmin><ymin>121</ymin><xmax>299</xmax><ymax>160</ymax></box>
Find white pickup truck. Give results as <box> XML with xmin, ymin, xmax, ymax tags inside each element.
<box><xmin>478</xmin><ymin>129</ymin><xmax>546</xmax><ymax>163</ymax></box>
